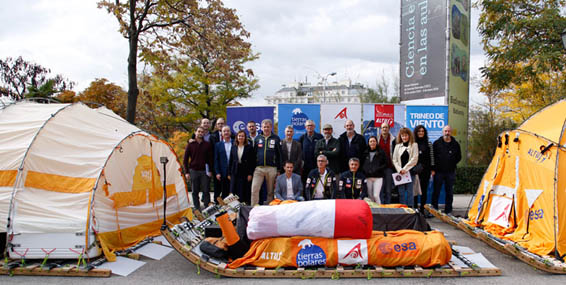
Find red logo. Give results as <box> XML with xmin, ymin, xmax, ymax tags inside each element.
<box><xmin>374</xmin><ymin>104</ymin><xmax>394</xmax><ymax>127</ymax></box>
<box><xmin>334</xmin><ymin>107</ymin><xmax>348</xmax><ymax>119</ymax></box>
<box><xmin>494</xmin><ymin>203</ymin><xmax>510</xmax><ymax>222</ymax></box>
<box><xmin>343</xmin><ymin>243</ymin><xmax>363</xmax><ymax>259</ymax></box>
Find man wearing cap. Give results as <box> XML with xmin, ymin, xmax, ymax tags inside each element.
<box><xmin>314</xmin><ymin>123</ymin><xmax>341</xmax><ymax>175</ymax></box>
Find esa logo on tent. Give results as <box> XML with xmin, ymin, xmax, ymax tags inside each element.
<box><xmin>291</xmin><ymin>108</ymin><xmax>308</xmax><ymax>130</ymax></box>
<box><xmin>232</xmin><ymin>120</ymin><xmax>246</xmax><ymax>132</ymax></box>
<box><xmin>296</xmin><ymin>239</ymin><xmax>326</xmax><ymax>267</ymax></box>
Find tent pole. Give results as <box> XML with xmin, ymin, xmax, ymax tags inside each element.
<box><xmin>160</xmin><ymin>156</ymin><xmax>169</xmax><ymax>230</ymax></box>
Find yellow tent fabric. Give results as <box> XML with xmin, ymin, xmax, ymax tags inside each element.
<box><xmin>467</xmin><ymin>100</ymin><xmax>566</xmax><ymax>257</ymax></box>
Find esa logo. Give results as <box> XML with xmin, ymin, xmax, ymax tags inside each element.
<box><xmin>377</xmin><ymin>241</ymin><xmax>417</xmax><ymax>255</ymax></box>
<box><xmin>529</xmin><ymin>209</ymin><xmax>544</xmax><ymax>221</ymax></box>
<box><xmin>232</xmin><ymin>120</ymin><xmax>246</xmax><ymax>132</ymax></box>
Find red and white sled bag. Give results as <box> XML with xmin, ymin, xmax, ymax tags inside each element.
<box><xmin>247</xmin><ymin>199</ymin><xmax>373</xmax><ymax>240</ymax></box>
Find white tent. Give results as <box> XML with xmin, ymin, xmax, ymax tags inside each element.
<box><xmin>0</xmin><ymin>102</ymin><xmax>191</xmax><ymax>261</ymax></box>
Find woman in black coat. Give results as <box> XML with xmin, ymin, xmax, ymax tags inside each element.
<box><xmin>227</xmin><ymin>130</ymin><xmax>255</xmax><ymax>204</ymax></box>
<box><xmin>362</xmin><ymin>136</ymin><xmax>387</xmax><ymax>204</ymax></box>
<box><xmin>413</xmin><ymin>125</ymin><xmax>434</xmax><ymax>213</ymax></box>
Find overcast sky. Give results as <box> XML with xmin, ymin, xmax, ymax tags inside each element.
<box><xmin>0</xmin><ymin>0</ymin><xmax>486</xmax><ymax>106</ymax></box>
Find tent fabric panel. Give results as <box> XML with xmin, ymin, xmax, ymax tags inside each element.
<box><xmin>92</xmin><ymin>135</ymin><xmax>189</xmax><ymax>234</ymax></box>
<box><xmin>11</xmin><ymin>187</ymin><xmax>90</xmax><ymax>233</ymax></box>
<box><xmin>519</xmin><ymin>100</ymin><xmax>566</xmax><ymax>143</ymax></box>
<box><xmin>0</xmin><ymin>170</ymin><xmax>17</xmax><ymax>187</ymax></box>
<box><xmin>0</xmin><ymin>102</ymin><xmax>68</xmax><ymax>170</ymax></box>
<box><xmin>24</xmin><ymin>170</ymin><xmax>96</xmax><ymax>193</ymax></box>
<box><xmin>0</xmin><ymin>186</ymin><xmax>12</xmax><ymax>230</ymax></box>
<box><xmin>22</xmin><ymin>104</ymin><xmax>140</xmax><ymax>179</ymax></box>
<box><xmin>467</xmin><ymin>141</ymin><xmax>506</xmax><ymax>224</ymax></box>
<box><xmin>97</xmin><ymin>209</ymin><xmax>191</xmax><ymax>261</ymax></box>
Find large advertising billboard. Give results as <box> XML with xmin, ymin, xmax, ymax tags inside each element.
<box><xmin>226</xmin><ymin>106</ymin><xmax>275</xmax><ymax>135</ymax></box>
<box><xmin>448</xmin><ymin>0</ymin><xmax>470</xmax><ymax>165</ymax></box>
<box><xmin>400</xmin><ymin>0</ymin><xmax>447</xmax><ymax>101</ymax></box>
<box><xmin>278</xmin><ymin>104</ymin><xmax>321</xmax><ymax>139</ymax></box>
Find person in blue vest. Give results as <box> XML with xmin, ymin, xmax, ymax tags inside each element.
<box><xmin>304</xmin><ymin>154</ymin><xmax>338</xmax><ymax>200</ymax></box>
<box><xmin>339</xmin><ymin>158</ymin><xmax>368</xmax><ymax>199</ymax></box>
<box><xmin>214</xmin><ymin>126</ymin><xmax>233</xmax><ymax>200</ymax></box>
<box><xmin>250</xmin><ymin>119</ymin><xmax>282</xmax><ymax>205</ymax></box>
<box><xmin>299</xmin><ymin>120</ymin><xmax>323</xmax><ymax>186</ymax></box>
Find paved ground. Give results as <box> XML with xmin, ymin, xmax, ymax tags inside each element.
<box><xmin>3</xmin><ymin>195</ymin><xmax>566</xmax><ymax>284</ymax></box>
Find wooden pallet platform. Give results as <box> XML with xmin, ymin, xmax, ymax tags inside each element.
<box><xmin>0</xmin><ymin>261</ymin><xmax>111</xmax><ymax>277</ymax></box>
<box><xmin>425</xmin><ymin>205</ymin><xmax>566</xmax><ymax>274</ymax></box>
<box><xmin>162</xmin><ymin>197</ymin><xmax>501</xmax><ymax>278</ymax></box>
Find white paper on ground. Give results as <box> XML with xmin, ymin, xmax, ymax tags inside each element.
<box><xmin>466</xmin><ymin>253</ymin><xmax>497</xmax><ymax>269</ymax></box>
<box><xmin>96</xmin><ymin>256</ymin><xmax>146</xmax><ymax>276</ymax></box>
<box><xmin>134</xmin><ymin>243</ymin><xmax>173</xmax><ymax>260</ymax></box>
<box><xmin>153</xmin><ymin>235</ymin><xmax>172</xmax><ymax>247</ymax></box>
<box><xmin>452</xmin><ymin>245</ymin><xmax>475</xmax><ymax>255</ymax></box>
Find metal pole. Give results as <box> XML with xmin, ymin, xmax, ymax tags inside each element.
<box><xmin>160</xmin><ymin>156</ymin><xmax>169</xmax><ymax>230</ymax></box>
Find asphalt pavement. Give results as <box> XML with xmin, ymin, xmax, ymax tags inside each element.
<box><xmin>3</xmin><ymin>194</ymin><xmax>566</xmax><ymax>284</ymax></box>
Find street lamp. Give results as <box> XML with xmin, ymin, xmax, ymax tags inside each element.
<box><xmin>562</xmin><ymin>30</ymin><xmax>566</xmax><ymax>49</ymax></box>
<box><xmin>322</xmin><ymin>72</ymin><xmax>336</xmax><ymax>103</ymax></box>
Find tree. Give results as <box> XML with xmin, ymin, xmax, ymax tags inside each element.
<box><xmin>360</xmin><ymin>73</ymin><xmax>400</xmax><ymax>103</ymax></box>
<box><xmin>477</xmin><ymin>0</ymin><xmax>566</xmax><ymax>117</ymax></box>
<box><xmin>0</xmin><ymin>56</ymin><xmax>74</xmax><ymax>100</ymax></box>
<box><xmin>138</xmin><ymin>0</ymin><xmax>258</xmax><ymax>133</ymax></box>
<box><xmin>98</xmin><ymin>0</ymin><xmax>236</xmax><ymax>124</ymax></box>
<box><xmin>78</xmin><ymin>78</ymin><xmax>128</xmax><ymax>118</ymax></box>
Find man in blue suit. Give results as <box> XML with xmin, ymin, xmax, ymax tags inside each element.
<box><xmin>274</xmin><ymin>161</ymin><xmax>304</xmax><ymax>201</ymax></box>
<box><xmin>214</xmin><ymin>126</ymin><xmax>232</xmax><ymax>200</ymax></box>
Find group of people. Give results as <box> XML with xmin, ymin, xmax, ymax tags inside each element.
<box><xmin>183</xmin><ymin>117</ymin><xmax>461</xmax><ymax>214</ymax></box>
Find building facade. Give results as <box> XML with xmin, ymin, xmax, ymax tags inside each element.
<box><xmin>265</xmin><ymin>80</ymin><xmax>367</xmax><ymax>105</ymax></box>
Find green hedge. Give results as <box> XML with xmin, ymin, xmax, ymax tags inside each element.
<box><xmin>454</xmin><ymin>166</ymin><xmax>487</xmax><ymax>194</ymax></box>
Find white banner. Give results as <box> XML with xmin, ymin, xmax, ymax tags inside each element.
<box><xmin>487</xmin><ymin>195</ymin><xmax>513</xmax><ymax>228</ymax></box>
<box><xmin>320</xmin><ymin>104</ymin><xmax>362</xmax><ymax>136</ymax></box>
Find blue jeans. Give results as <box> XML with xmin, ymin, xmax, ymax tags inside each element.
<box><xmin>380</xmin><ymin>167</ymin><xmax>394</xmax><ymax>204</ymax></box>
<box><xmin>397</xmin><ymin>174</ymin><xmax>415</xmax><ymax>207</ymax></box>
<box><xmin>433</xmin><ymin>171</ymin><xmax>456</xmax><ymax>214</ymax></box>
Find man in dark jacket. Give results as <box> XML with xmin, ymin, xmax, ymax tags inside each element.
<box><xmin>339</xmin><ymin>158</ymin><xmax>367</xmax><ymax>199</ymax></box>
<box><xmin>299</xmin><ymin>120</ymin><xmax>323</xmax><ymax>185</ymax></box>
<box><xmin>338</xmin><ymin>119</ymin><xmax>367</xmax><ymax>173</ymax></box>
<box><xmin>304</xmin><ymin>155</ymin><xmax>338</xmax><ymax>200</ymax></box>
<box><xmin>432</xmin><ymin>125</ymin><xmax>461</xmax><ymax>214</ymax></box>
<box><xmin>183</xmin><ymin>127</ymin><xmax>213</xmax><ymax>210</ymax></box>
<box><xmin>250</xmin><ymin>119</ymin><xmax>281</xmax><ymax>205</ymax></box>
<box><xmin>314</xmin><ymin>124</ymin><xmax>340</xmax><ymax>175</ymax></box>
<box><xmin>280</xmin><ymin>125</ymin><xmax>302</xmax><ymax>174</ymax></box>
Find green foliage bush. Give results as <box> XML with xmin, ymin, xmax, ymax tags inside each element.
<box><xmin>455</xmin><ymin>166</ymin><xmax>487</xmax><ymax>194</ymax></box>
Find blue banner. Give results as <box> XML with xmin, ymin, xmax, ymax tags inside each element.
<box><xmin>227</xmin><ymin>106</ymin><xmax>275</xmax><ymax>135</ymax></box>
<box><xmin>278</xmin><ymin>104</ymin><xmax>320</xmax><ymax>140</ymax></box>
<box><xmin>406</xmin><ymin>105</ymin><xmax>448</xmax><ymax>143</ymax></box>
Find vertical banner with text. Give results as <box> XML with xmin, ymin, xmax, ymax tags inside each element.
<box><xmin>321</xmin><ymin>104</ymin><xmax>362</xmax><ymax>137</ymax></box>
<box><xmin>400</xmin><ymin>0</ymin><xmax>447</xmax><ymax>101</ymax></box>
<box><xmin>406</xmin><ymin>105</ymin><xmax>448</xmax><ymax>142</ymax></box>
<box><xmin>448</xmin><ymin>0</ymin><xmax>470</xmax><ymax>165</ymax></box>
<box><xmin>277</xmin><ymin>104</ymin><xmax>321</xmax><ymax>140</ymax></box>
<box><xmin>227</xmin><ymin>106</ymin><xmax>275</xmax><ymax>135</ymax></box>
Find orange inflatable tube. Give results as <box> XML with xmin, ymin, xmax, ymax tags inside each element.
<box><xmin>228</xmin><ymin>230</ymin><xmax>451</xmax><ymax>269</ymax></box>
